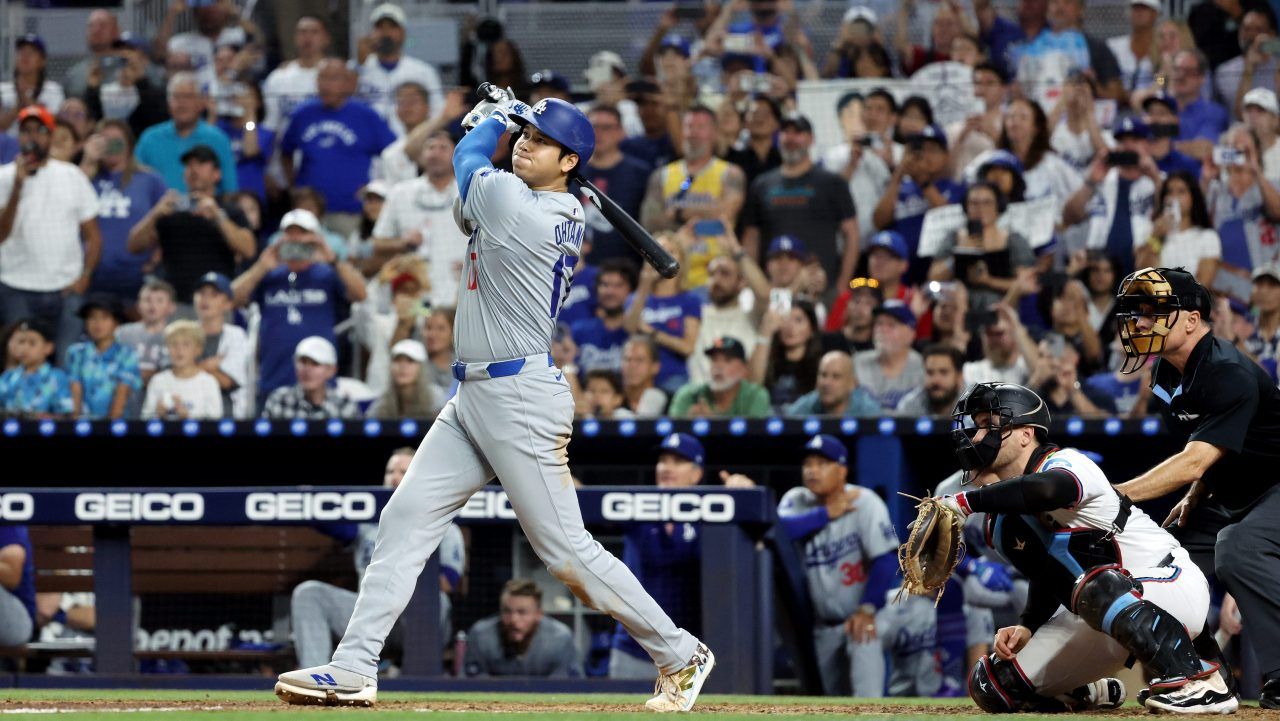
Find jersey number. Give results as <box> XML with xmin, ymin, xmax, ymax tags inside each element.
<box><xmin>840</xmin><ymin>561</ymin><xmax>867</xmax><ymax>587</ymax></box>
<box><xmin>549</xmin><ymin>253</ymin><xmax>577</xmax><ymax>318</ymax></box>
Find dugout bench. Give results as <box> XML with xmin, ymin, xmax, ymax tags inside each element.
<box><xmin>0</xmin><ymin>486</ymin><xmax>775</xmax><ymax>694</ymax></box>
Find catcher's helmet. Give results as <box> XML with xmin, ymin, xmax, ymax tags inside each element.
<box><xmin>951</xmin><ymin>383</ymin><xmax>1050</xmax><ymax>475</ymax></box>
<box><xmin>511</xmin><ymin>98</ymin><xmax>595</xmax><ymax>167</ymax></box>
<box><xmin>1112</xmin><ymin>266</ymin><xmax>1212</xmax><ymax>374</ymax></box>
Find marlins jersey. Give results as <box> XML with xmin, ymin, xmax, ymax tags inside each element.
<box><xmin>985</xmin><ymin>447</ymin><xmax>1177</xmax><ymax>622</ymax></box>
<box><xmin>458</xmin><ymin>168</ymin><xmax>585</xmax><ymax>363</ymax></box>
<box><xmin>779</xmin><ymin>484</ymin><xmax>899</xmax><ymax>623</ymax></box>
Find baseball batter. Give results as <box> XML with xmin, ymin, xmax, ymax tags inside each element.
<box><xmin>941</xmin><ymin>383</ymin><xmax>1234</xmax><ymax>714</ymax></box>
<box><xmin>777</xmin><ymin>434</ymin><xmax>899</xmax><ymax>697</ymax></box>
<box><xmin>274</xmin><ymin>96</ymin><xmax>714</xmax><ymax>712</ymax></box>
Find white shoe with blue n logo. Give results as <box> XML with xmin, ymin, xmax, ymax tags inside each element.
<box><xmin>275</xmin><ymin>665</ymin><xmax>377</xmax><ymax>706</ymax></box>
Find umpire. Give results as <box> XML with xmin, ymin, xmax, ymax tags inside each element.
<box><xmin>1112</xmin><ymin>267</ymin><xmax>1280</xmax><ymax>707</ymax></box>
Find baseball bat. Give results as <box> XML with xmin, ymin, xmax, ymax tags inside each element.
<box><xmin>473</xmin><ymin>84</ymin><xmax>679</xmax><ymax>279</ymax></box>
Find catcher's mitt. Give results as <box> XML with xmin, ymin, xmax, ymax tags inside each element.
<box><xmin>896</xmin><ymin>493</ymin><xmax>966</xmax><ymax>606</ymax></box>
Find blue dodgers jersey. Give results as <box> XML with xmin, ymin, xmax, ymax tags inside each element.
<box><xmin>252</xmin><ymin>263</ymin><xmax>344</xmax><ymax>395</ymax></box>
<box><xmin>612</xmin><ymin>522</ymin><xmax>701</xmax><ymax>659</ymax></box>
<box><xmin>280</xmin><ymin>99</ymin><xmax>395</xmax><ymax>213</ymax></box>
<box><xmin>0</xmin><ymin>526</ymin><xmax>36</xmax><ymax>628</ymax></box>
<box><xmin>91</xmin><ymin>169</ymin><xmax>169</xmax><ymax>298</ymax></box>
<box><xmin>571</xmin><ymin>316</ymin><xmax>628</xmax><ymax>373</ymax></box>
<box><xmin>636</xmin><ymin>292</ymin><xmax>702</xmax><ymax>387</ymax></box>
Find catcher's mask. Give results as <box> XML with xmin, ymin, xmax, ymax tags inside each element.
<box><xmin>1113</xmin><ymin>267</ymin><xmax>1210</xmax><ymax>374</ymax></box>
<box><xmin>951</xmin><ymin>383</ymin><xmax>1050</xmax><ymax>480</ymax></box>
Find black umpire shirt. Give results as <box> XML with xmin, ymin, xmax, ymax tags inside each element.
<box><xmin>1150</xmin><ymin>332</ymin><xmax>1280</xmax><ymax>511</ymax></box>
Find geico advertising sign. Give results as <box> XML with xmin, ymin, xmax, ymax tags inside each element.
<box><xmin>75</xmin><ymin>492</ymin><xmax>205</xmax><ymax>522</ymax></box>
<box><xmin>0</xmin><ymin>493</ymin><xmax>34</xmax><ymax>521</ymax></box>
<box><xmin>459</xmin><ymin>490</ymin><xmax>518</xmax><ymax>520</ymax></box>
<box><xmin>245</xmin><ymin>492</ymin><xmax>377</xmax><ymax>521</ymax></box>
<box><xmin>601</xmin><ymin>492</ymin><xmax>735</xmax><ymax>522</ymax></box>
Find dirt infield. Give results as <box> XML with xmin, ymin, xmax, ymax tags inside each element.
<box><xmin>0</xmin><ymin>698</ymin><xmax>1276</xmax><ymax>717</ymax></box>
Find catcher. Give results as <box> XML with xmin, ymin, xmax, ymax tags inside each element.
<box><xmin>908</xmin><ymin>382</ymin><xmax>1235</xmax><ymax>714</ymax></box>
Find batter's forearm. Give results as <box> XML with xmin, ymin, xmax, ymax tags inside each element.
<box><xmin>454</xmin><ymin>116</ymin><xmax>505</xmax><ymax>201</ymax></box>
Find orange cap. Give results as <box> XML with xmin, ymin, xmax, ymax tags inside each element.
<box><xmin>16</xmin><ymin>105</ymin><xmax>54</xmax><ymax>132</ymax></box>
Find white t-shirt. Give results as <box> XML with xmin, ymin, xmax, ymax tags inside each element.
<box><xmin>372</xmin><ymin>176</ymin><xmax>468</xmax><ymax>307</ymax></box>
<box><xmin>0</xmin><ymin>81</ymin><xmax>65</xmax><ymax>130</ymax></box>
<box><xmin>1106</xmin><ymin>34</ymin><xmax>1156</xmax><ymax>94</ymax></box>
<box><xmin>373</xmin><ymin>138</ymin><xmax>419</xmax><ymax>184</ymax></box>
<box><xmin>1159</xmin><ymin>226</ymin><xmax>1222</xmax><ymax>277</ymax></box>
<box><xmin>0</xmin><ymin>159</ymin><xmax>99</xmax><ymax>291</ymax></box>
<box><xmin>168</xmin><ymin>27</ymin><xmax>246</xmax><ymax>92</ymax></box>
<box><xmin>821</xmin><ymin>143</ymin><xmax>892</xmax><ymax>242</ymax></box>
<box><xmin>358</xmin><ymin>55</ymin><xmax>445</xmax><ymax>137</ymax></box>
<box><xmin>962</xmin><ymin>356</ymin><xmax>1029</xmax><ymax>386</ymax></box>
<box><xmin>1262</xmin><ymin>139</ymin><xmax>1280</xmax><ymax>191</ymax></box>
<box><xmin>208</xmin><ymin>323</ymin><xmax>251</xmax><ymax>418</ymax></box>
<box><xmin>142</xmin><ymin>369</ymin><xmax>224</xmax><ymax>419</ymax></box>
<box><xmin>1050</xmin><ymin>122</ymin><xmax>1115</xmax><ymax>177</ymax></box>
<box><xmin>261</xmin><ymin>61</ymin><xmax>320</xmax><ymax>131</ymax></box>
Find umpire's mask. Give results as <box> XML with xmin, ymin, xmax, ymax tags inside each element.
<box><xmin>1113</xmin><ymin>267</ymin><xmax>1209</xmax><ymax>374</ymax></box>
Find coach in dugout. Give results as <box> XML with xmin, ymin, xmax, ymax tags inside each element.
<box><xmin>0</xmin><ymin>524</ymin><xmax>36</xmax><ymax>646</ymax></box>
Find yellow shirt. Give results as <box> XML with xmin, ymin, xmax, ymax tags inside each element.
<box><xmin>659</xmin><ymin>158</ymin><xmax>731</xmax><ymax>290</ymax></box>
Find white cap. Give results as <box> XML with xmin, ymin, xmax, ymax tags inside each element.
<box><xmin>370</xmin><ymin>3</ymin><xmax>407</xmax><ymax>27</ymax></box>
<box><xmin>280</xmin><ymin>208</ymin><xmax>321</xmax><ymax>234</ymax></box>
<box><xmin>589</xmin><ymin>51</ymin><xmax>626</xmax><ymax>73</ymax></box>
<box><xmin>843</xmin><ymin>5</ymin><xmax>877</xmax><ymax>25</ymax></box>
<box><xmin>1245</xmin><ymin>87</ymin><xmax>1279</xmax><ymax>115</ymax></box>
<box><xmin>1129</xmin><ymin>0</ymin><xmax>1160</xmax><ymax>9</ymax></box>
<box><xmin>360</xmin><ymin>180</ymin><xmax>390</xmax><ymax>199</ymax></box>
<box><xmin>295</xmin><ymin>336</ymin><xmax>337</xmax><ymax>366</ymax></box>
<box><xmin>390</xmin><ymin>339</ymin><xmax>427</xmax><ymax>363</ymax></box>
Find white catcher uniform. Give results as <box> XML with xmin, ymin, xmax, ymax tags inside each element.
<box><xmin>978</xmin><ymin>448</ymin><xmax>1210</xmax><ymax>696</ymax></box>
<box><xmin>329</xmin><ymin>145</ymin><xmax>702</xmax><ymax>679</ymax></box>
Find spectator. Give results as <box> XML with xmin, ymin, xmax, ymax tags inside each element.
<box><xmin>1170</xmin><ymin>50</ymin><xmax>1230</xmax><ymax>158</ymax></box>
<box><xmin>1039</xmin><ymin>277</ymin><xmax>1105</xmax><ymax>374</ymax></box>
<box><xmin>371</xmin><ymin>131</ymin><xmax>466</xmax><ymax>308</ymax></box>
<box><xmin>949</xmin><ymin>62</ymin><xmax>1009</xmax><ymax>181</ymax></box>
<box><xmin>350</xmin><ymin>182</ymin><xmax>389</xmax><ymax>274</ymax></box>
<box><xmin>463</xmin><ymin>579</ymin><xmax>581</xmax><ymax>678</ymax></box>
<box><xmin>261</xmin><ymin>16</ymin><xmax>329</xmax><ymax>133</ymax></box>
<box><xmin>583</xmin><ymin>369</ymin><xmax>632</xmax><ymax>419</ymax></box>
<box><xmin>141</xmin><ymin>320</ymin><xmax>222</xmax><ymax>419</ymax></box>
<box><xmin>741</xmin><ymin>115</ymin><xmax>860</xmax><ymax>291</ymax></box>
<box><xmin>1083</xmin><ymin>339</ymin><xmax>1155</xmax><ymax>416</ymax></box>
<box><xmin>1107</xmin><ymin>0</ymin><xmax>1160</xmax><ymax>97</ymax></box>
<box><xmin>1141</xmin><ymin>93</ymin><xmax>1203</xmax><ymax>179</ymax></box>
<box><xmin>670</xmin><ymin>336</ymin><xmax>771</xmax><ymax>418</ymax></box>
<box><xmin>1187</xmin><ymin>0</ymin><xmax>1268</xmax><ymax>70</ymax></box>
<box><xmin>896</xmin><ymin>344</ymin><xmax>965</xmax><ymax>416</ymax></box>
<box><xmin>192</xmin><ymin>272</ymin><xmax>249</xmax><ymax>418</ymax></box>
<box><xmin>478</xmin><ymin>38</ymin><xmax>530</xmax><ymax>103</ymax></box>
<box><xmin>640</xmin><ymin>106</ymin><xmax>746</xmax><ymax>236</ymax></box>
<box><xmin>1137</xmin><ymin>170</ymin><xmax>1221</xmax><ymax>286</ymax></box>
<box><xmin>854</xmin><ymin>300</ymin><xmax>925</xmax><ymax>412</ymax></box>
<box><xmin>368</xmin><ymin>339</ymin><xmax>436</xmax><ymax>419</ymax></box>
<box><xmin>1078</xmin><ymin>250</ymin><xmax>1121</xmax><ymax>334</ymax></box>
<box><xmin>58</xmin><ymin>99</ymin><xmax>94</xmax><ymax>149</ymax></box>
<box><xmin>1049</xmin><ymin>71</ymin><xmax>1114</xmax><ymax>176</ymax></box>
<box><xmin>725</xmin><ymin>96</ymin><xmax>783</xmax><ymax>190</ymax></box>
<box><xmin>134</xmin><ymin>73</ymin><xmax>238</xmax><ymax>195</ymax></box>
<box><xmin>66</xmin><ymin>294</ymin><xmax>140</xmax><ymax>419</ymax></box>
<box><xmin>1207</xmin><ymin>123</ymin><xmax>1280</xmax><ymax>298</ymax></box>
<box><xmin>873</xmin><ymin>124</ymin><xmax>963</xmax><ymax>284</ymax></box>
<box><xmin>157</xmin><ymin>0</ymin><xmax>243</xmax><ymax>90</ymax></box>
<box><xmin>274</xmin><ymin>187</ymin><xmax>350</xmax><ymax>260</ymax></box>
<box><xmin>929</xmin><ymin>181</ymin><xmax>1035</xmax><ymax>312</ymax></box>
<box><xmin>1152</xmin><ymin>18</ymin><xmax>1197</xmax><ymax>84</ymax></box>
<box><xmin>116</xmin><ymin>279</ymin><xmax>177</xmax><ymax>394</ymax></box>
<box><xmin>49</xmin><ymin>119</ymin><xmax>83</xmax><ymax>164</ymax></box>
<box><xmin>0</xmin><ymin>35</ymin><xmax>64</xmax><ymax>134</ymax></box>
<box><xmin>776</xmin><ymin>434</ymin><xmax>898</xmax><ymax>696</ymax></box>
<box><xmin>126</xmin><ymin>145</ymin><xmax>256</xmax><ymax>305</ymax></box>
<box><xmin>81</xmin><ymin>120</ymin><xmax>167</xmax><ymax>306</ymax></box>
<box><xmin>374</xmin><ymin>82</ymin><xmax>433</xmax><ymax>184</ymax></box>
<box><xmin>1052</xmin><ymin>0</ymin><xmax>1126</xmax><ymax>100</ymax></box>
<box><xmin>1244</xmin><ymin>263</ymin><xmax>1280</xmax><ymax>381</ymax></box>
<box><xmin>527</xmin><ymin>70</ymin><xmax>573</xmax><ymax>105</ymax></box>
<box><xmin>291</xmin><ymin>448</ymin><xmax>464</xmax><ymax>668</ymax></box>
<box><xmin>1217</xmin><ymin>9</ymin><xmax>1277</xmax><ymax>118</ymax></box>
<box><xmin>688</xmin><ymin>234</ymin><xmax>768</xmax><ymax>385</ymax></box>
<box><xmin>262</xmin><ymin>336</ymin><xmax>360</xmax><ymax>419</ymax></box>
<box><xmin>283</xmin><ymin>59</ymin><xmax>395</xmax><ymax>237</ymax></box>
<box><xmin>623</xmin><ymin>235</ymin><xmax>701</xmax><ymax>393</ymax></box>
<box><xmin>0</xmin><ymin>106</ymin><xmax>101</xmax><ymax>345</ymax></box>
<box><xmin>895</xmin><ymin>1</ymin><xmax>970</xmax><ymax>76</ymax></box>
<box><xmin>992</xmin><ymin>97</ymin><xmax>1081</xmax><ymax>214</ymax></box>
<box><xmin>85</xmin><ymin>33</ymin><xmax>169</xmax><ymax>141</ymax></box>
<box><xmin>785</xmin><ymin>350</ymin><xmax>878</xmax><ymax>417</ymax></box>
<box><xmin>216</xmin><ymin>84</ymin><xmax>273</xmax><ymax>203</ymax></box>
<box><xmin>0</xmin><ymin>319</ymin><xmax>72</xmax><ymax>418</ymax></box>
<box><xmin>232</xmin><ymin>209</ymin><xmax>367</xmax><ymax>399</ymax></box>
<box><xmin>358</xmin><ymin>3</ymin><xmax>445</xmax><ymax>135</ymax></box>
<box><xmin>920</xmin><ymin>280</ymin><xmax>972</xmax><ymax>354</ymax></box>
<box><xmin>1061</xmin><ymin>117</ymin><xmax>1160</xmax><ymax>277</ymax></box>
<box><xmin>571</xmin><ymin>259</ymin><xmax>637</xmax><ymax>374</ymax></box>
<box><xmin>0</xmin><ymin>523</ymin><xmax>35</xmax><ymax>647</ymax></box>
<box><xmin>823</xmin><ymin>277</ymin><xmax>882</xmax><ymax>353</ymax></box>
<box><xmin>63</xmin><ymin>10</ymin><xmax>123</xmax><ymax>99</ymax></box>
<box><xmin>893</xmin><ymin>96</ymin><xmax>935</xmax><ymax>146</ymax></box>
<box><xmin>823</xmin><ymin>97</ymin><xmax>894</xmax><ymax>245</ymax></box>
<box><xmin>1029</xmin><ymin>333</ymin><xmax>1104</xmax><ymax>415</ymax></box>
<box><xmin>620</xmin><ymin>336</ymin><xmax>668</xmax><ymax>417</ymax></box>
<box><xmin>1244</xmin><ymin>89</ymin><xmax>1280</xmax><ymax>188</ymax></box>
<box><xmin>974</xmin><ymin>150</ymin><xmax>1028</xmax><ymax>204</ymax></box>
<box><xmin>756</xmin><ymin>300</ymin><xmax>823</xmax><ymax>410</ymax></box>
<box><xmin>962</xmin><ymin>304</ymin><xmax>1036</xmax><ymax>385</ymax></box>
<box><xmin>823</xmin><ymin>6</ymin><xmax>882</xmax><ymax>78</ymax></box>
<box><xmin>581</xmin><ymin>105</ymin><xmax>652</xmax><ymax>264</ymax></box>
<box><xmin>421</xmin><ymin>306</ymin><xmax>456</xmax><ymax>402</ymax></box>
<box><xmin>866</xmin><ymin>231</ymin><xmax>912</xmax><ymax>304</ymax></box>
<box><xmin>619</xmin><ymin>81</ymin><xmax>676</xmax><ymax>171</ymax></box>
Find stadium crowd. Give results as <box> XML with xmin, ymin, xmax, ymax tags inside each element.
<box><xmin>2</xmin><ymin>0</ymin><xmax>1280</xmax><ymax>424</ymax></box>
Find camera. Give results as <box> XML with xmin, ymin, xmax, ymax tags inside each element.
<box><xmin>172</xmin><ymin>194</ymin><xmax>197</xmax><ymax>212</ymax></box>
<box><xmin>278</xmin><ymin>241</ymin><xmax>317</xmax><ymax>263</ymax></box>
<box><xmin>724</xmin><ymin>33</ymin><xmax>755</xmax><ymax>55</ymax></box>
<box><xmin>1213</xmin><ymin>146</ymin><xmax>1246</xmax><ymax>167</ymax></box>
<box><xmin>1150</xmin><ymin>123</ymin><xmax>1179</xmax><ymax>139</ymax></box>
<box><xmin>855</xmin><ymin>135</ymin><xmax>877</xmax><ymax>148</ymax></box>
<box><xmin>769</xmin><ymin>288</ymin><xmax>792</xmax><ymax>314</ymax></box>
<box><xmin>966</xmin><ymin>219</ymin><xmax>984</xmax><ymax>238</ymax></box>
<box><xmin>1106</xmin><ymin>150</ymin><xmax>1139</xmax><ymax>167</ymax></box>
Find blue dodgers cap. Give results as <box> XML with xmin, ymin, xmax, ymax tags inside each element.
<box><xmin>804</xmin><ymin>434</ymin><xmax>848</xmax><ymax>465</ymax></box>
<box><xmin>658</xmin><ymin>432</ymin><xmax>705</xmax><ymax>465</ymax></box>
<box><xmin>1143</xmin><ymin>91</ymin><xmax>1178</xmax><ymax>114</ymax></box>
<box><xmin>194</xmin><ymin>271</ymin><xmax>232</xmax><ymax>297</ymax></box>
<box><xmin>908</xmin><ymin>123</ymin><xmax>948</xmax><ymax>150</ymax></box>
<box><xmin>767</xmin><ymin>235</ymin><xmax>808</xmax><ymax>258</ymax></box>
<box><xmin>874</xmin><ymin>298</ymin><xmax>917</xmax><ymax>327</ymax></box>
<box><xmin>1113</xmin><ymin>116</ymin><xmax>1151</xmax><ymax>140</ymax></box>
<box><xmin>659</xmin><ymin>33</ymin><xmax>691</xmax><ymax>57</ymax></box>
<box><xmin>978</xmin><ymin>149</ymin><xmax>1024</xmax><ymax>176</ymax></box>
<box><xmin>16</xmin><ymin>34</ymin><xmax>45</xmax><ymax>55</ymax></box>
<box><xmin>867</xmin><ymin>230</ymin><xmax>908</xmax><ymax>259</ymax></box>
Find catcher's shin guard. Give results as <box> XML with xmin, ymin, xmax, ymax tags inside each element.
<box><xmin>968</xmin><ymin>654</ymin><xmax>1071</xmax><ymax>713</ymax></box>
<box><xmin>1071</xmin><ymin>565</ymin><xmax>1206</xmax><ymax>687</ymax></box>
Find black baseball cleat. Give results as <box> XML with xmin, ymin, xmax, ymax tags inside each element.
<box><xmin>1144</xmin><ymin>674</ymin><xmax>1238</xmax><ymax>715</ymax></box>
<box><xmin>1260</xmin><ymin>679</ymin><xmax>1280</xmax><ymax>710</ymax></box>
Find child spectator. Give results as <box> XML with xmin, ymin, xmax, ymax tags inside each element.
<box><xmin>583</xmin><ymin>369</ymin><xmax>633</xmax><ymax>419</ymax></box>
<box><xmin>620</xmin><ymin>336</ymin><xmax>668</xmax><ymax>417</ymax></box>
<box><xmin>66</xmin><ymin>294</ymin><xmax>140</xmax><ymax>419</ymax></box>
<box><xmin>116</xmin><ymin>278</ymin><xmax>177</xmax><ymax>392</ymax></box>
<box><xmin>0</xmin><ymin>320</ymin><xmax>72</xmax><ymax>418</ymax></box>
<box><xmin>141</xmin><ymin>320</ymin><xmax>222</xmax><ymax>419</ymax></box>
<box><xmin>192</xmin><ymin>272</ymin><xmax>250</xmax><ymax>418</ymax></box>
<box><xmin>367</xmin><ymin>339</ymin><xmax>437</xmax><ymax>420</ymax></box>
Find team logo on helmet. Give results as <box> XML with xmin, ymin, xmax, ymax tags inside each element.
<box><xmin>533</xmin><ymin>99</ymin><xmax>549</xmax><ymax>115</ymax></box>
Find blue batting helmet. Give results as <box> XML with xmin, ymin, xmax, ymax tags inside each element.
<box><xmin>512</xmin><ymin>98</ymin><xmax>595</xmax><ymax>167</ymax></box>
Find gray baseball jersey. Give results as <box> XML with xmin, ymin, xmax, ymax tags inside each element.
<box><xmin>455</xmin><ymin>168</ymin><xmax>584</xmax><ymax>363</ymax></box>
<box><xmin>779</xmin><ymin>484</ymin><xmax>899</xmax><ymax>623</ymax></box>
<box><xmin>463</xmin><ymin>614</ymin><xmax>582</xmax><ymax>678</ymax></box>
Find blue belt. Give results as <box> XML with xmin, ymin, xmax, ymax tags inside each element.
<box><xmin>452</xmin><ymin>353</ymin><xmax>553</xmax><ymax>382</ymax></box>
